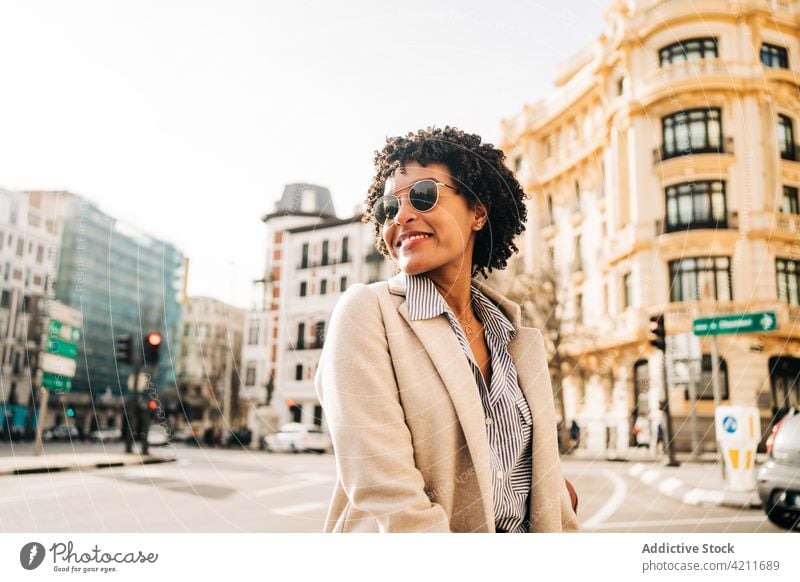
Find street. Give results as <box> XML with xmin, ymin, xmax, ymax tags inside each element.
<box><xmin>0</xmin><ymin>443</ymin><xmax>782</xmax><ymax>533</ymax></box>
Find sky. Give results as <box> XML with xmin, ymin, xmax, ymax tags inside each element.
<box><xmin>0</xmin><ymin>0</ymin><xmax>608</xmax><ymax>308</ymax></box>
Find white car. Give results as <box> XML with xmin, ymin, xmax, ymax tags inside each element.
<box><xmin>90</xmin><ymin>428</ymin><xmax>122</xmax><ymax>442</ymax></box>
<box><xmin>262</xmin><ymin>423</ymin><xmax>331</xmax><ymax>453</ymax></box>
<box><xmin>146</xmin><ymin>425</ymin><xmax>170</xmax><ymax>446</ymax></box>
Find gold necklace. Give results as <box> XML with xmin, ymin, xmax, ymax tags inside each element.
<box><xmin>462</xmin><ymin>313</ymin><xmax>480</xmax><ymax>339</ymax></box>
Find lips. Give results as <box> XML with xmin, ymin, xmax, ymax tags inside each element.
<box><xmin>396</xmin><ymin>232</ymin><xmax>433</xmax><ymax>251</ymax></box>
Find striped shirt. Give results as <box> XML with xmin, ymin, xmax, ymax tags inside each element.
<box><xmin>405</xmin><ymin>273</ymin><xmax>533</xmax><ymax>533</ymax></box>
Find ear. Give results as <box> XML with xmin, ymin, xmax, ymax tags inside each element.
<box><xmin>472</xmin><ymin>202</ymin><xmax>490</xmax><ymax>230</ymax></box>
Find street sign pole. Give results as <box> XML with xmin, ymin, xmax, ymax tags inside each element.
<box><xmin>124</xmin><ymin>363</ymin><xmax>142</xmax><ymax>454</ymax></box>
<box><xmin>710</xmin><ymin>334</ymin><xmax>725</xmax><ymax>478</ymax></box>
<box><xmin>31</xmin><ymin>386</ymin><xmax>49</xmax><ymax>457</ymax></box>
<box><xmin>687</xmin><ymin>358</ymin><xmax>700</xmax><ymax>460</ymax></box>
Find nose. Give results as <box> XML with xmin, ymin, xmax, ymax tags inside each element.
<box><xmin>392</xmin><ymin>193</ymin><xmax>418</xmax><ymax>225</ymax></box>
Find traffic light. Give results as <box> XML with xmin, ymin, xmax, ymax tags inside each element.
<box><xmin>147</xmin><ymin>399</ymin><xmax>158</xmax><ymax>411</ymax></box>
<box><xmin>649</xmin><ymin>314</ymin><xmax>666</xmax><ymax>351</ymax></box>
<box><xmin>66</xmin><ymin>407</ymin><xmax>75</xmax><ymax>418</ymax></box>
<box><xmin>143</xmin><ymin>331</ymin><xmax>162</xmax><ymax>365</ymax></box>
<box><xmin>116</xmin><ymin>334</ymin><xmax>133</xmax><ymax>364</ymax></box>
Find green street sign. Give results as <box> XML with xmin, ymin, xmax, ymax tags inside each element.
<box><xmin>49</xmin><ymin>320</ymin><xmax>81</xmax><ymax>343</ymax></box>
<box><xmin>46</xmin><ymin>338</ymin><xmax>79</xmax><ymax>359</ymax></box>
<box><xmin>693</xmin><ymin>311</ymin><xmax>778</xmax><ymax>336</ymax></box>
<box><xmin>41</xmin><ymin>371</ymin><xmax>72</xmax><ymax>392</ymax></box>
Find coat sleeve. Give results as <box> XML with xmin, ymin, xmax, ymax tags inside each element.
<box><xmin>315</xmin><ymin>284</ymin><xmax>451</xmax><ymax>532</ymax></box>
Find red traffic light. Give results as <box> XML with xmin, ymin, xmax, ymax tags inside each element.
<box><xmin>146</xmin><ymin>332</ymin><xmax>162</xmax><ymax>347</ymax></box>
<box><xmin>148</xmin><ymin>399</ymin><xmax>158</xmax><ymax>410</ymax></box>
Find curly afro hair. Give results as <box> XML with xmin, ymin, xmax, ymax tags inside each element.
<box><xmin>363</xmin><ymin>126</ymin><xmax>528</xmax><ymax>279</ymax></box>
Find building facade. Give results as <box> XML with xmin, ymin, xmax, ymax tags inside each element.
<box><xmin>501</xmin><ymin>0</ymin><xmax>800</xmax><ymax>452</ymax></box>
<box><xmin>35</xmin><ymin>192</ymin><xmax>186</xmax><ymax>435</ymax></box>
<box><xmin>175</xmin><ymin>296</ymin><xmax>245</xmax><ymax>433</ymax></box>
<box><xmin>240</xmin><ymin>184</ymin><xmax>391</xmax><ymax>439</ymax></box>
<box><xmin>0</xmin><ymin>189</ymin><xmax>61</xmax><ymax>438</ymax></box>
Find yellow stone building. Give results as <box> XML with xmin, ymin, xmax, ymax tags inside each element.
<box><xmin>501</xmin><ymin>0</ymin><xmax>800</xmax><ymax>453</ymax></box>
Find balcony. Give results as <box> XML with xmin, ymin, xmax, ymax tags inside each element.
<box><xmin>653</xmin><ymin>136</ymin><xmax>733</xmax><ymax>163</ymax></box>
<box><xmin>603</xmin><ymin>222</ymin><xmax>654</xmax><ymax>266</ymax></box>
<box><xmin>297</xmin><ymin>257</ymin><xmax>351</xmax><ymax>270</ymax></box>
<box><xmin>749</xmin><ymin>211</ymin><xmax>800</xmax><ymax>242</ymax></box>
<box><xmin>655</xmin><ymin>211</ymin><xmax>738</xmax><ymax>236</ymax></box>
<box><xmin>287</xmin><ymin>341</ymin><xmax>324</xmax><ymax>351</ymax></box>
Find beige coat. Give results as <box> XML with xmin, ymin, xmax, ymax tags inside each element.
<box><xmin>314</xmin><ymin>273</ymin><xmax>580</xmax><ymax>533</ymax></box>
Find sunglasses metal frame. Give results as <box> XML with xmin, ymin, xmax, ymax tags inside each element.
<box><xmin>375</xmin><ymin>179</ymin><xmax>459</xmax><ymax>224</ymax></box>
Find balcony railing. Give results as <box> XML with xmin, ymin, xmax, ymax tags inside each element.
<box><xmin>653</xmin><ymin>136</ymin><xmax>733</xmax><ymax>163</ymax></box>
<box><xmin>749</xmin><ymin>211</ymin><xmax>800</xmax><ymax>236</ymax></box>
<box><xmin>297</xmin><ymin>256</ymin><xmax>351</xmax><ymax>270</ymax></box>
<box><xmin>287</xmin><ymin>341</ymin><xmax>324</xmax><ymax>351</ymax></box>
<box><xmin>655</xmin><ymin>211</ymin><xmax>738</xmax><ymax>235</ymax></box>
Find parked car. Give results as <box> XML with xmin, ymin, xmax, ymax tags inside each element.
<box><xmin>757</xmin><ymin>411</ymin><xmax>800</xmax><ymax>531</ymax></box>
<box><xmin>43</xmin><ymin>424</ymin><xmax>79</xmax><ymax>441</ymax></box>
<box><xmin>261</xmin><ymin>423</ymin><xmax>331</xmax><ymax>453</ymax></box>
<box><xmin>146</xmin><ymin>425</ymin><xmax>170</xmax><ymax>446</ymax></box>
<box><xmin>89</xmin><ymin>428</ymin><xmax>122</xmax><ymax>442</ymax></box>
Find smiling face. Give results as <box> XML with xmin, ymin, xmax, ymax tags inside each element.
<box><xmin>380</xmin><ymin>161</ymin><xmax>487</xmax><ymax>281</ymax></box>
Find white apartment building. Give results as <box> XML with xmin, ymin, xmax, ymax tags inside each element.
<box><xmin>240</xmin><ymin>184</ymin><xmax>391</xmax><ymax>437</ymax></box>
<box><xmin>0</xmin><ymin>189</ymin><xmax>62</xmax><ymax>437</ymax></box>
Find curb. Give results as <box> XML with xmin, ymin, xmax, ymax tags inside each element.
<box><xmin>627</xmin><ymin>463</ymin><xmax>762</xmax><ymax>509</ymax></box>
<box><xmin>0</xmin><ymin>451</ymin><xmax>176</xmax><ymax>477</ymax></box>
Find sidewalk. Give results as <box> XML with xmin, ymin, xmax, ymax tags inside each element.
<box><xmin>0</xmin><ymin>443</ymin><xmax>176</xmax><ymax>476</ymax></box>
<box><xmin>567</xmin><ymin>447</ymin><xmax>763</xmax><ymax>510</ymax></box>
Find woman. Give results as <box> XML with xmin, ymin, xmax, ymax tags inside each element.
<box><xmin>315</xmin><ymin>126</ymin><xmax>579</xmax><ymax>533</ymax></box>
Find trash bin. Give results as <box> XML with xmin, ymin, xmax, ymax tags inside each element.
<box><xmin>715</xmin><ymin>406</ymin><xmax>760</xmax><ymax>492</ymax></box>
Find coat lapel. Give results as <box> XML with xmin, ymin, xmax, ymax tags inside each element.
<box><xmin>389</xmin><ymin>274</ymin><xmax>494</xmax><ymax>529</ymax></box>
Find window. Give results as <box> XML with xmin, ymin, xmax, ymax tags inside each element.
<box><xmin>769</xmin><ymin>356</ymin><xmax>800</xmax><ymax>412</ymax></box>
<box><xmin>320</xmin><ymin>279</ymin><xmax>327</xmax><ymax>295</ymax></box>
<box><xmin>0</xmin><ymin>231</ymin><xmax>3</xmax><ymax>250</ymax></box>
<box><xmin>778</xmin><ymin>115</ymin><xmax>796</xmax><ymax>161</ymax></box>
<box><xmin>0</xmin><ymin>290</ymin><xmax>9</xmax><ymax>309</ymax></box>
<box><xmin>247</xmin><ymin>321</ymin><xmax>259</xmax><ymax>345</ymax></box>
<box><xmin>36</xmin><ymin>245</ymin><xmax>43</xmax><ymax>263</ymax></box>
<box><xmin>761</xmin><ymin>43</ymin><xmax>789</xmax><ymax>69</ymax></box>
<box><xmin>662</xmin><ymin>108</ymin><xmax>722</xmax><ymax>159</ymax></box>
<box><xmin>295</xmin><ymin>364</ymin><xmax>303</xmax><ymax>381</ymax></box>
<box><xmin>301</xmin><ymin>243</ymin><xmax>309</xmax><ymax>268</ymax></box>
<box><xmin>660</xmin><ymin>37</ymin><xmax>718</xmax><ymax>66</ymax></box>
<box><xmin>616</xmin><ymin>76</ymin><xmax>625</xmax><ymax>96</ymax></box>
<box><xmin>573</xmin><ymin>235</ymin><xmax>582</xmax><ymax>272</ymax></box>
<box><xmin>322</xmin><ymin>240</ymin><xmax>329</xmax><ymax>266</ymax></box>
<box><xmin>665</xmin><ymin>180</ymin><xmax>727</xmax><ymax>231</ymax></box>
<box><xmin>299</xmin><ymin>281</ymin><xmax>307</xmax><ymax>297</ymax></box>
<box><xmin>314</xmin><ymin>321</ymin><xmax>325</xmax><ymax>348</ymax></box>
<box><xmin>296</xmin><ymin>322</ymin><xmax>305</xmax><ymax>349</ymax></box>
<box><xmin>340</xmin><ymin>276</ymin><xmax>347</xmax><ymax>292</ymax></box>
<box><xmin>776</xmin><ymin>258</ymin><xmax>800</xmax><ymax>305</ymax></box>
<box><xmin>15</xmin><ymin>238</ymin><xmax>23</xmax><ymax>257</ymax></box>
<box><xmin>623</xmin><ymin>272</ymin><xmax>633</xmax><ymax>309</ymax></box>
<box><xmin>290</xmin><ymin>403</ymin><xmax>303</xmax><ymax>423</ymax></box>
<box><xmin>313</xmin><ymin>404</ymin><xmax>324</xmax><ymax>427</ymax></box>
<box><xmin>683</xmin><ymin>355</ymin><xmax>729</xmax><ymax>401</ymax></box>
<box><xmin>574</xmin><ymin>180</ymin><xmax>582</xmax><ymax>213</ymax></box>
<box><xmin>669</xmin><ymin>256</ymin><xmax>732</xmax><ymax>302</ymax></box>
<box><xmin>783</xmin><ymin>186</ymin><xmax>799</xmax><ymax>215</ymax></box>
<box><xmin>575</xmin><ymin>293</ymin><xmax>583</xmax><ymax>324</ymax></box>
<box><xmin>245</xmin><ymin>364</ymin><xmax>256</xmax><ymax>386</ymax></box>
<box><xmin>341</xmin><ymin>236</ymin><xmax>349</xmax><ymax>262</ymax></box>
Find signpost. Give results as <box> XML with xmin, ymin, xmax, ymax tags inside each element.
<box><xmin>32</xmin><ymin>301</ymin><xmax>83</xmax><ymax>457</ymax></box>
<box><xmin>693</xmin><ymin>311</ymin><xmax>777</xmax><ymax>475</ymax></box>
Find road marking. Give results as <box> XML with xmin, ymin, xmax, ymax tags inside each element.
<box><xmin>292</xmin><ymin>472</ymin><xmax>335</xmax><ymax>484</ymax></box>
<box><xmin>628</xmin><ymin>463</ymin><xmax>646</xmax><ymax>477</ymax></box>
<box><xmin>585</xmin><ymin>515</ymin><xmax>767</xmax><ymax>530</ymax></box>
<box><xmin>682</xmin><ymin>488</ymin><xmax>725</xmax><ymax>505</ymax></box>
<box><xmin>658</xmin><ymin>477</ymin><xmax>684</xmax><ymax>496</ymax></box>
<box><xmin>271</xmin><ymin>501</ymin><xmax>328</xmax><ymax>516</ymax></box>
<box><xmin>581</xmin><ymin>469</ymin><xmax>627</xmax><ymax>529</ymax></box>
<box><xmin>640</xmin><ymin>468</ymin><xmax>661</xmax><ymax>485</ymax></box>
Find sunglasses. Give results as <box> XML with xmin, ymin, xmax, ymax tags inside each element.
<box><xmin>373</xmin><ymin>179</ymin><xmax>458</xmax><ymax>225</ymax></box>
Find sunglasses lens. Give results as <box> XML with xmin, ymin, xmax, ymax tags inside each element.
<box><xmin>409</xmin><ymin>179</ymin><xmax>438</xmax><ymax>212</ymax></box>
<box><xmin>375</xmin><ymin>195</ymin><xmax>398</xmax><ymax>224</ymax></box>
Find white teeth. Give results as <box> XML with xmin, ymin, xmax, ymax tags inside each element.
<box><xmin>402</xmin><ymin>234</ymin><xmax>431</xmax><ymax>244</ymax></box>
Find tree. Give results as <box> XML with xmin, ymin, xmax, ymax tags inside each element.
<box><xmin>490</xmin><ymin>255</ymin><xmax>594</xmax><ymax>452</ymax></box>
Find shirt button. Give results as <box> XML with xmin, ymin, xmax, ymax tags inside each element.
<box><xmin>485</xmin><ymin>417</ymin><xmax>494</xmax><ymax>426</ymax></box>
<box><xmin>496</xmin><ymin>471</ymin><xmax>504</xmax><ymax>479</ymax></box>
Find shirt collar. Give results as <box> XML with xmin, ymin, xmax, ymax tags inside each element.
<box><xmin>405</xmin><ymin>273</ymin><xmax>515</xmax><ymax>341</ymax></box>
